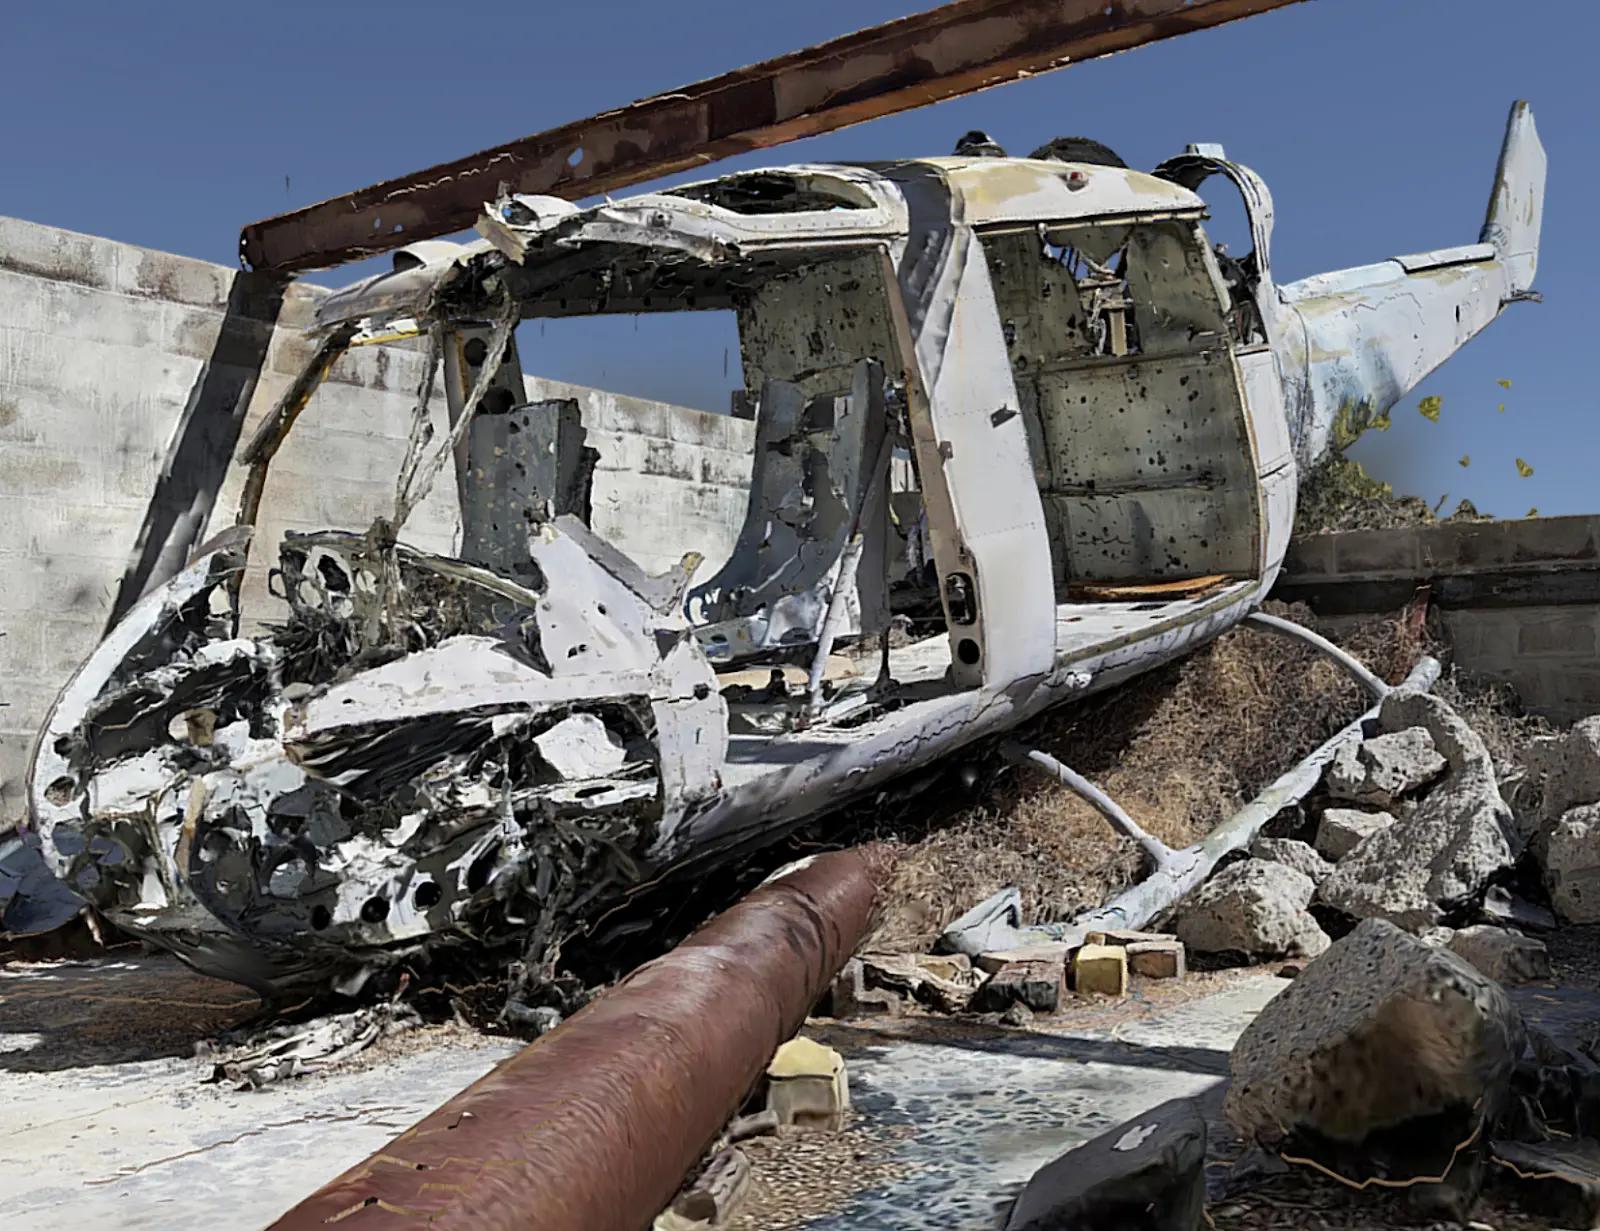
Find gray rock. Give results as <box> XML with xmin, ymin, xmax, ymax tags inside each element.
<box><xmin>1479</xmin><ymin>884</ymin><xmax>1557</xmax><ymax>933</ymax></box>
<box><xmin>1318</xmin><ymin>690</ymin><xmax>1516</xmax><ymax>930</ymax></box>
<box><xmin>1542</xmin><ymin>716</ymin><xmax>1600</xmax><ymax>820</ymax></box>
<box><xmin>1174</xmin><ymin>860</ymin><xmax>1329</xmax><ymax>960</ymax></box>
<box><xmin>1418</xmin><ymin>926</ymin><xmax>1457</xmax><ymax>948</ymax></box>
<box><xmin>1542</xmin><ymin>803</ymin><xmax>1600</xmax><ymax>923</ymax></box>
<box><xmin>1226</xmin><ymin>920</ymin><xmax>1525</xmax><ymax>1184</ymax></box>
<box><xmin>1448</xmin><ymin>924</ymin><xmax>1551</xmax><ymax>985</ymax></box>
<box><xmin>1315</xmin><ymin>808</ymin><xmax>1396</xmax><ymax>861</ymax></box>
<box><xmin>1326</xmin><ymin>727</ymin><xmax>1446</xmax><ymax>808</ymax></box>
<box><xmin>1250</xmin><ymin>837</ymin><xmax>1334</xmax><ymax>886</ymax></box>
<box><xmin>1005</xmin><ymin>1097</ymin><xmax>1205</xmax><ymax>1231</ymax></box>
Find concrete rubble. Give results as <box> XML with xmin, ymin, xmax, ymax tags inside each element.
<box><xmin>1318</xmin><ymin>690</ymin><xmax>1518</xmax><ymax>929</ymax></box>
<box><xmin>1532</xmin><ymin>720</ymin><xmax>1600</xmax><ymax>921</ymax></box>
<box><xmin>1226</xmin><ymin>919</ymin><xmax>1526</xmax><ymax>1213</ymax></box>
<box><xmin>1314</xmin><ymin>806</ymin><xmax>1397</xmax><ymax>860</ymax></box>
<box><xmin>1325</xmin><ymin>726</ymin><xmax>1445</xmax><ymax>809</ymax></box>
<box><xmin>1248</xmin><ymin>836</ymin><xmax>1333</xmax><ymax>886</ymax></box>
<box><xmin>1447</xmin><ymin>923</ymin><xmax>1552</xmax><ymax>985</ymax></box>
<box><xmin>1173</xmin><ymin>859</ymin><xmax>1330</xmax><ymax>960</ymax></box>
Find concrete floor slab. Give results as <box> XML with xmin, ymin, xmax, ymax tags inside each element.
<box><xmin>800</xmin><ymin>976</ymin><xmax>1285</xmax><ymax>1229</ymax></box>
<box><xmin>0</xmin><ymin>955</ymin><xmax>518</xmax><ymax>1230</ymax></box>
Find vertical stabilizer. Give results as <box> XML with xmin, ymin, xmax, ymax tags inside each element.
<box><xmin>1481</xmin><ymin>100</ymin><xmax>1545</xmax><ymax>296</ymax></box>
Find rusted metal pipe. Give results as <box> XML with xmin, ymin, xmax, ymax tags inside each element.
<box><xmin>264</xmin><ymin>845</ymin><xmax>892</xmax><ymax>1231</ymax></box>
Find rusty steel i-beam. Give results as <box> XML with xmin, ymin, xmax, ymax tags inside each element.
<box><xmin>239</xmin><ymin>0</ymin><xmax>1305</xmax><ymax>273</ymax></box>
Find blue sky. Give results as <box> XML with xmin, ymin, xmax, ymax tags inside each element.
<box><xmin>5</xmin><ymin>0</ymin><xmax>1593</xmax><ymax>517</ymax></box>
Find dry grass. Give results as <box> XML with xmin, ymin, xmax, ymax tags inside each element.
<box><xmin>867</xmin><ymin>603</ymin><xmax>1429</xmax><ymax>951</ymax></box>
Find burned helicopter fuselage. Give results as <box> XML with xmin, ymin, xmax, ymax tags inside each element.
<box><xmin>27</xmin><ymin>107</ymin><xmax>1544</xmax><ymax>994</ymax></box>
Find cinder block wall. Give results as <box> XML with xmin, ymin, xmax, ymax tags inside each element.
<box><xmin>1275</xmin><ymin>516</ymin><xmax>1600</xmax><ymax>724</ymax></box>
<box><xmin>0</xmin><ymin>216</ymin><xmax>756</xmax><ymax>828</ymax></box>
<box><xmin>528</xmin><ymin>377</ymin><xmax>755</xmax><ymax>576</ymax></box>
<box><xmin>0</xmin><ymin>215</ymin><xmax>462</xmax><ymax>823</ymax></box>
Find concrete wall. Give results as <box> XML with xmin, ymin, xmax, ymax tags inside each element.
<box><xmin>527</xmin><ymin>378</ymin><xmax>755</xmax><ymax>576</ymax></box>
<box><xmin>1275</xmin><ymin>515</ymin><xmax>1600</xmax><ymax>724</ymax></box>
<box><xmin>0</xmin><ymin>215</ymin><xmax>757</xmax><ymax>827</ymax></box>
<box><xmin>0</xmin><ymin>215</ymin><xmax>462</xmax><ymax>822</ymax></box>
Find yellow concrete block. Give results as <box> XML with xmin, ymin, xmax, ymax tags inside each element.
<box><xmin>766</xmin><ymin>1036</ymin><xmax>849</xmax><ymax>1130</ymax></box>
<box><xmin>1073</xmin><ymin>944</ymin><xmax>1129</xmax><ymax>997</ymax></box>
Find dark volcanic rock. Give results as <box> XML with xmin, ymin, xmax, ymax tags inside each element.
<box><xmin>1225</xmin><ymin>919</ymin><xmax>1525</xmax><ymax>1207</ymax></box>
<box><xmin>1004</xmin><ymin>1097</ymin><xmax>1206</xmax><ymax>1231</ymax></box>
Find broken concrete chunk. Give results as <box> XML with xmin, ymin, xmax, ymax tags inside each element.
<box><xmin>1000</xmin><ymin>1001</ymin><xmax>1035</xmax><ymax>1028</ymax></box>
<box><xmin>1542</xmin><ymin>715</ymin><xmax>1600</xmax><ymax>820</ymax></box>
<box><xmin>979</xmin><ymin>960</ymin><xmax>1063</xmax><ymax>1014</ymax></box>
<box><xmin>1541</xmin><ymin>803</ymin><xmax>1600</xmax><ymax>923</ymax></box>
<box><xmin>1448</xmin><ymin>924</ymin><xmax>1551</xmax><ymax>985</ymax></box>
<box><xmin>1326</xmin><ymin>727</ymin><xmax>1445</xmax><ymax>808</ymax></box>
<box><xmin>913</xmin><ymin>953</ymin><xmax>972</xmax><ymax>983</ymax></box>
<box><xmin>1003</xmin><ymin>1097</ymin><xmax>1206</xmax><ymax>1231</ymax></box>
<box><xmin>766</xmin><ymin>1037</ymin><xmax>849</xmax><ymax>1130</ymax></box>
<box><xmin>726</xmin><ymin>1110</ymin><xmax>779</xmax><ymax>1143</ymax></box>
<box><xmin>856</xmin><ymin>951</ymin><xmax>978</xmax><ymax>1014</ymax></box>
<box><xmin>1318</xmin><ymin>689</ymin><xmax>1516</xmax><ymax>930</ymax></box>
<box><xmin>670</xmin><ymin>1146</ymin><xmax>752</xmax><ymax>1226</ymax></box>
<box><xmin>1174</xmin><ymin>859</ymin><xmax>1329</xmax><ymax>960</ymax></box>
<box><xmin>531</xmin><ymin>712</ymin><xmax>628</xmax><ymax>780</ymax></box>
<box><xmin>1126</xmin><ymin>939</ymin><xmax>1186</xmax><ymax>980</ymax></box>
<box><xmin>1073</xmin><ymin>944</ymin><xmax>1129</xmax><ymax>997</ymax></box>
<box><xmin>975</xmin><ymin>942</ymin><xmax>1070</xmax><ymax>975</ymax></box>
<box><xmin>1083</xmin><ymin>927</ymin><xmax>1176</xmax><ymax>947</ymax></box>
<box><xmin>1226</xmin><ymin>919</ymin><xmax>1525</xmax><ymax>1186</ymax></box>
<box><xmin>1249</xmin><ymin>836</ymin><xmax>1333</xmax><ymax>886</ymax></box>
<box><xmin>1314</xmin><ymin>808</ymin><xmax>1396</xmax><ymax>861</ymax></box>
<box><xmin>828</xmin><ymin>958</ymin><xmax>902</xmax><ymax>1020</ymax></box>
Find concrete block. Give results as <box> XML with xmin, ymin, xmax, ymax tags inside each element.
<box><xmin>1447</xmin><ymin>925</ymin><xmax>1551</xmax><ymax>985</ymax></box>
<box><xmin>828</xmin><ymin>958</ymin><xmax>902</xmax><ymax>1020</ymax></box>
<box><xmin>37</xmin><ymin>278</ymin><xmax>164</xmax><ymax>351</ymax></box>
<box><xmin>1084</xmin><ymin>928</ymin><xmax>1176</xmax><ymax>947</ymax></box>
<box><xmin>0</xmin><ymin>215</ymin><xmax>119</xmax><ymax>290</ymax></box>
<box><xmin>1332</xmin><ymin>527</ymin><xmax>1420</xmax><ymax>577</ymax></box>
<box><xmin>698</xmin><ymin>447</ymin><xmax>757</xmax><ymax>490</ymax></box>
<box><xmin>980</xmin><ymin>961</ymin><xmax>1065</xmax><ymax>1013</ymax></box>
<box><xmin>914</xmin><ymin>954</ymin><xmax>972</xmax><ymax>983</ymax></box>
<box><xmin>160</xmin><ymin>301</ymin><xmax>273</xmax><ymax>363</ymax></box>
<box><xmin>117</xmin><ymin>247</ymin><xmax>233</xmax><ymax>310</ymax></box>
<box><xmin>0</xmin><ymin>555</ymin><xmax>116</xmax><ymax>618</ymax></box>
<box><xmin>0</xmin><ymin>442</ymin><xmax>89</xmax><ymax>499</ymax></box>
<box><xmin>1126</xmin><ymin>940</ymin><xmax>1187</xmax><ymax>980</ymax></box>
<box><xmin>0</xmin><ymin>269</ymin><xmax>49</xmax><ymax>335</ymax></box>
<box><xmin>1316</xmin><ymin>808</ymin><xmax>1396</xmax><ymax>861</ymax></box>
<box><xmin>766</xmin><ymin>1037</ymin><xmax>849</xmax><ymax>1130</ymax></box>
<box><xmin>1072</xmin><ymin>944</ymin><xmax>1129</xmax><ymax>997</ymax></box>
<box><xmin>1281</xmin><ymin>533</ymin><xmax>1335</xmax><ymax>579</ymax></box>
<box><xmin>1518</xmin><ymin>610</ymin><xmax>1598</xmax><ymax>658</ymax></box>
<box><xmin>975</xmin><ymin>942</ymin><xmax>1071</xmax><ymax>975</ymax></box>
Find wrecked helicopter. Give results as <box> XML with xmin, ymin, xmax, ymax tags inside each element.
<box><xmin>26</xmin><ymin>103</ymin><xmax>1545</xmax><ymax>1000</ymax></box>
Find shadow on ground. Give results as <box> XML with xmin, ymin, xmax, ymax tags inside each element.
<box><xmin>0</xmin><ymin>954</ymin><xmax>258</xmax><ymax>1073</ymax></box>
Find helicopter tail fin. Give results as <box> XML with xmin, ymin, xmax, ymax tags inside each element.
<box><xmin>1480</xmin><ymin>100</ymin><xmax>1545</xmax><ymax>297</ymax></box>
